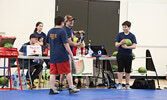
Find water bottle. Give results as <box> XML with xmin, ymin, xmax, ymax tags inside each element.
<box><xmin>88</xmin><ymin>40</ymin><xmax>93</xmax><ymax>57</ymax></box>
<box><xmin>82</xmin><ymin>48</ymin><xmax>86</xmax><ymax>56</ymax></box>
<box><xmin>76</xmin><ymin>48</ymin><xmax>81</xmax><ymax>56</ymax></box>
<box><xmin>78</xmin><ymin>48</ymin><xmax>81</xmax><ymax>56</ymax></box>
<box><xmin>80</xmin><ymin>33</ymin><xmax>84</xmax><ymax>42</ymax></box>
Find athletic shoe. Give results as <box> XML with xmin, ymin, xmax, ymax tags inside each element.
<box><xmin>69</xmin><ymin>86</ymin><xmax>80</xmax><ymax>94</ymax></box>
<box><xmin>49</xmin><ymin>88</ymin><xmax>59</xmax><ymax>94</ymax></box>
<box><xmin>125</xmin><ymin>84</ymin><xmax>131</xmax><ymax>89</ymax></box>
<box><xmin>27</xmin><ymin>80</ymin><xmax>36</xmax><ymax>88</ymax></box>
<box><xmin>116</xmin><ymin>83</ymin><xmax>122</xmax><ymax>89</ymax></box>
<box><xmin>57</xmin><ymin>83</ymin><xmax>63</xmax><ymax>91</ymax></box>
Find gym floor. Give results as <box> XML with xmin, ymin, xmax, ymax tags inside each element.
<box><xmin>0</xmin><ymin>79</ymin><xmax>167</xmax><ymax>100</ymax></box>
<box><xmin>1</xmin><ymin>88</ymin><xmax>167</xmax><ymax>100</ymax></box>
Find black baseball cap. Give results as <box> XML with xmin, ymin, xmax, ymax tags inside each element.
<box><xmin>29</xmin><ymin>33</ymin><xmax>38</xmax><ymax>39</ymax></box>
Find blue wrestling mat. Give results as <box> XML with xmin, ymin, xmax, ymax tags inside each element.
<box><xmin>0</xmin><ymin>89</ymin><xmax>167</xmax><ymax>100</ymax></box>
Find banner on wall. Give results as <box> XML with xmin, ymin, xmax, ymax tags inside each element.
<box><xmin>73</xmin><ymin>57</ymin><xmax>93</xmax><ymax>76</ymax></box>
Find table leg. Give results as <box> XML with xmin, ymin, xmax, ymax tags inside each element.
<box><xmin>8</xmin><ymin>58</ymin><xmax>12</xmax><ymax>90</ymax></box>
<box><xmin>28</xmin><ymin>59</ymin><xmax>32</xmax><ymax>89</ymax></box>
<box><xmin>15</xmin><ymin>58</ymin><xmax>23</xmax><ymax>90</ymax></box>
<box><xmin>109</xmin><ymin>61</ymin><xmax>115</xmax><ymax>83</ymax></box>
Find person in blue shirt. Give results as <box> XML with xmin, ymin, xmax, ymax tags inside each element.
<box><xmin>19</xmin><ymin>34</ymin><xmax>43</xmax><ymax>88</ymax></box>
<box><xmin>46</xmin><ymin>16</ymin><xmax>80</xmax><ymax>94</ymax></box>
<box><xmin>33</xmin><ymin>22</ymin><xmax>50</xmax><ymax>65</ymax></box>
<box><xmin>62</xmin><ymin>15</ymin><xmax>84</xmax><ymax>51</ymax></box>
<box><xmin>34</xmin><ymin>22</ymin><xmax>47</xmax><ymax>53</ymax></box>
<box><xmin>58</xmin><ymin>15</ymin><xmax>85</xmax><ymax>90</ymax></box>
<box><xmin>33</xmin><ymin>22</ymin><xmax>50</xmax><ymax>83</ymax></box>
<box><xmin>115</xmin><ymin>21</ymin><xmax>137</xmax><ymax>89</ymax></box>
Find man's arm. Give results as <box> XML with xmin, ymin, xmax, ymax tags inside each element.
<box><xmin>68</xmin><ymin>38</ymin><xmax>82</xmax><ymax>47</ymax></box>
<box><xmin>64</xmin><ymin>43</ymin><xmax>74</xmax><ymax>60</ymax></box>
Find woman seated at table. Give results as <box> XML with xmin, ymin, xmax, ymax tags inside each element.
<box><xmin>19</xmin><ymin>33</ymin><xmax>43</xmax><ymax>88</ymax></box>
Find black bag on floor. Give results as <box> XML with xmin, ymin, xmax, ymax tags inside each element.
<box><xmin>131</xmin><ymin>78</ymin><xmax>155</xmax><ymax>89</ymax></box>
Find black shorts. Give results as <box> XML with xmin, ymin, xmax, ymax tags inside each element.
<box><xmin>116</xmin><ymin>53</ymin><xmax>133</xmax><ymax>73</ymax></box>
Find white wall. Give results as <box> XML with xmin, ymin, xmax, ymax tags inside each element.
<box><xmin>128</xmin><ymin>0</ymin><xmax>167</xmax><ymax>46</ymax></box>
<box><xmin>0</xmin><ymin>0</ymin><xmax>167</xmax><ymax>76</ymax></box>
<box><xmin>127</xmin><ymin>0</ymin><xmax>167</xmax><ymax>76</ymax></box>
<box><xmin>0</xmin><ymin>0</ymin><xmax>55</xmax><ymax>49</ymax></box>
<box><xmin>0</xmin><ymin>0</ymin><xmax>55</xmax><ymax>74</ymax></box>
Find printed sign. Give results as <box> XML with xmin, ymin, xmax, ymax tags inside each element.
<box><xmin>23</xmin><ymin>45</ymin><xmax>42</xmax><ymax>56</ymax></box>
<box><xmin>73</xmin><ymin>57</ymin><xmax>93</xmax><ymax>76</ymax></box>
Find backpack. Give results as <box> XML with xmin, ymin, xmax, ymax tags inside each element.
<box><xmin>105</xmin><ymin>71</ymin><xmax>116</xmax><ymax>88</ymax></box>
